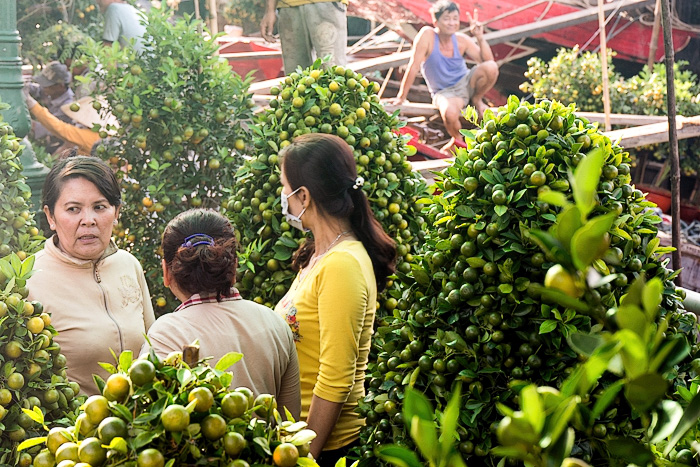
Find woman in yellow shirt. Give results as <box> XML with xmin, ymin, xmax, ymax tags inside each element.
<box><xmin>275</xmin><ymin>133</ymin><xmax>396</xmax><ymax>466</ymax></box>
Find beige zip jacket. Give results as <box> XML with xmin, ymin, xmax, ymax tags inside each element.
<box><xmin>28</xmin><ymin>236</ymin><xmax>155</xmax><ymax>395</ymax></box>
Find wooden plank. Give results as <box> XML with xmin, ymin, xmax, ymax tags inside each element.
<box><xmin>249</xmin><ymin>0</ymin><xmax>653</xmax><ymax>93</ymax></box>
<box><xmin>485</xmin><ymin>0</ymin><xmax>655</xmax><ymax>44</ymax></box>
<box><xmin>577</xmin><ymin>112</ymin><xmax>667</xmax><ymax>125</ymax></box>
<box><xmin>220</xmin><ymin>51</ymin><xmax>282</xmax><ymax>60</ymax></box>
<box><xmin>606</xmin><ymin>116</ymin><xmax>700</xmax><ymax>147</ymax></box>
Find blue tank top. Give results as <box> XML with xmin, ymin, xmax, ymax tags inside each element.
<box><xmin>420</xmin><ymin>32</ymin><xmax>468</xmax><ymax>95</ymax></box>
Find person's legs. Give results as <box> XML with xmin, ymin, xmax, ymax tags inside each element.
<box><xmin>306</xmin><ymin>2</ymin><xmax>348</xmax><ymax>68</ymax></box>
<box><xmin>467</xmin><ymin>60</ymin><xmax>499</xmax><ymax>116</ymax></box>
<box><xmin>435</xmin><ymin>95</ymin><xmax>466</xmax><ymax>154</ymax></box>
<box><xmin>278</xmin><ymin>7</ymin><xmax>313</xmax><ymax>74</ymax></box>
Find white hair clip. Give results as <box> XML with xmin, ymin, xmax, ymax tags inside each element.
<box><xmin>352</xmin><ymin>176</ymin><xmax>365</xmax><ymax>190</ymax></box>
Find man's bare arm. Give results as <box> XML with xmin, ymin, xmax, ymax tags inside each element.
<box><xmin>392</xmin><ymin>27</ymin><xmax>432</xmax><ymax>104</ymax></box>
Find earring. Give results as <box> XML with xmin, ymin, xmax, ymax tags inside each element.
<box><xmin>113</xmin><ymin>219</ymin><xmax>118</xmax><ymax>226</ymax></box>
<box><xmin>49</xmin><ymin>224</ymin><xmax>56</xmax><ymax>230</ymax></box>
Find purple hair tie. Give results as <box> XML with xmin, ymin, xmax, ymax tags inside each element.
<box><xmin>181</xmin><ymin>234</ymin><xmax>215</xmax><ymax>248</ymax></box>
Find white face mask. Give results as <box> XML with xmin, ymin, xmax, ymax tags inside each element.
<box><xmin>280</xmin><ymin>186</ymin><xmax>309</xmax><ymax>232</ymax></box>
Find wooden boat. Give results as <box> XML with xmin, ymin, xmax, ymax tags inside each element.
<box><xmin>348</xmin><ymin>0</ymin><xmax>699</xmax><ymax>63</ymax></box>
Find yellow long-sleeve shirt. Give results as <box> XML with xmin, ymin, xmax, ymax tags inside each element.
<box><xmin>275</xmin><ymin>240</ymin><xmax>376</xmax><ymax>450</ymax></box>
<box><xmin>30</xmin><ymin>104</ymin><xmax>100</xmax><ymax>155</ymax></box>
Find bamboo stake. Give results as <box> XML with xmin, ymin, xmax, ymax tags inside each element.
<box><xmin>660</xmin><ymin>0</ymin><xmax>682</xmax><ymax>284</ymax></box>
<box><xmin>598</xmin><ymin>0</ymin><xmax>611</xmax><ymax>132</ymax></box>
<box><xmin>209</xmin><ymin>0</ymin><xmax>218</xmax><ymax>35</ymax></box>
<box><xmin>647</xmin><ymin>0</ymin><xmax>662</xmax><ymax>70</ymax></box>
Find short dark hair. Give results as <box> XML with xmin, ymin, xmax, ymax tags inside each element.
<box><xmin>430</xmin><ymin>0</ymin><xmax>460</xmax><ymax>21</ymax></box>
<box><xmin>161</xmin><ymin>209</ymin><xmax>238</xmax><ymax>300</ymax></box>
<box><xmin>280</xmin><ymin>133</ymin><xmax>396</xmax><ymax>291</ymax></box>
<box><xmin>42</xmin><ymin>156</ymin><xmax>121</xmax><ymax>214</ymax></box>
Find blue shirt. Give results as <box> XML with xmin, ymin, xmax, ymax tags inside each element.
<box><xmin>420</xmin><ymin>32</ymin><xmax>468</xmax><ymax>95</ymax></box>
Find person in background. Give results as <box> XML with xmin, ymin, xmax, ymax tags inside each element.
<box><xmin>27</xmin><ymin>156</ymin><xmax>155</xmax><ymax>395</ymax></box>
<box><xmin>260</xmin><ymin>0</ymin><xmax>347</xmax><ymax>74</ymax></box>
<box><xmin>23</xmin><ymin>92</ymin><xmax>101</xmax><ymax>156</ymax></box>
<box><xmin>275</xmin><ymin>133</ymin><xmax>396</xmax><ymax>466</ymax></box>
<box><xmin>144</xmin><ymin>209</ymin><xmax>301</xmax><ymax>419</ymax></box>
<box><xmin>96</xmin><ymin>0</ymin><xmax>147</xmax><ymax>53</ymax></box>
<box><xmin>30</xmin><ymin>62</ymin><xmax>76</xmax><ymax>151</ymax></box>
<box><xmin>392</xmin><ymin>0</ymin><xmax>499</xmax><ymax>153</ymax></box>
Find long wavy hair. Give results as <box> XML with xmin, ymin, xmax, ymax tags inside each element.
<box><xmin>280</xmin><ymin>133</ymin><xmax>396</xmax><ymax>291</ymax></box>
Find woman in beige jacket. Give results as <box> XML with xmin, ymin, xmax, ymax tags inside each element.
<box><xmin>28</xmin><ymin>156</ymin><xmax>154</xmax><ymax>395</ymax></box>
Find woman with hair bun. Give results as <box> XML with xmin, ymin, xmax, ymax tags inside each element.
<box><xmin>275</xmin><ymin>133</ymin><xmax>396</xmax><ymax>465</ymax></box>
<box><xmin>144</xmin><ymin>209</ymin><xmax>300</xmax><ymax>418</ymax></box>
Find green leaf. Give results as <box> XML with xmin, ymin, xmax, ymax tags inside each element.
<box><xmin>538</xmin><ymin>190</ymin><xmax>569</xmax><ymax>208</ymax></box>
<box><xmin>520</xmin><ymin>385</ymin><xmax>544</xmax><ymax>434</ymax></box>
<box><xmin>133</xmin><ymin>429</ymin><xmax>161</xmax><ymax>449</ymax></box>
<box><xmin>571</xmin><ymin>147</ymin><xmax>604</xmax><ymax>218</ymax></box>
<box><xmin>650</xmin><ymin>335</ymin><xmax>689</xmax><ymax>374</ymax></box>
<box><xmin>466</xmin><ymin>257</ymin><xmax>486</xmax><ymax>268</ymax></box>
<box><xmin>645</xmin><ymin>237</ymin><xmax>660</xmax><ymax>259</ymax></box>
<box><xmin>455</xmin><ymin>205</ymin><xmax>475</xmax><ymax>218</ymax></box>
<box><xmin>403</xmin><ymin>388</ymin><xmax>435</xmax><ymax>424</ymax></box>
<box><xmin>664</xmin><ymin>391</ymin><xmax>700</xmax><ymax>456</ymax></box>
<box><xmin>591</xmin><ymin>380</ymin><xmax>624</xmax><ymax>419</ymax></box>
<box><xmin>568</xmin><ymin>333</ymin><xmax>605</xmax><ymax>357</ymax></box>
<box><xmin>642</xmin><ymin>278</ymin><xmax>663</xmax><ymax>321</ymax></box>
<box><xmin>607</xmin><ymin>438</ymin><xmax>655</xmax><ymax>465</ymax></box>
<box><xmin>539</xmin><ymin>320</ymin><xmax>557</xmax><ymax>334</ymax></box>
<box><xmin>119</xmin><ymin>351</ymin><xmax>133</xmax><ymax>372</ymax></box>
<box><xmin>536</xmin><ymin>286</ymin><xmax>590</xmax><ymax>313</ymax></box>
<box><xmin>411</xmin><ymin>418</ymin><xmax>439</xmax><ymax>462</ymax></box>
<box><xmin>376</xmin><ymin>445</ymin><xmax>424</xmax><ymax>467</ymax></box>
<box><xmin>650</xmin><ymin>400</ymin><xmax>683</xmax><ymax>444</ymax></box>
<box><xmin>98</xmin><ymin>362</ymin><xmax>118</xmax><ymax>375</ymax></box>
<box><xmin>625</xmin><ymin>373</ymin><xmax>669</xmax><ymax>412</ymax></box>
<box><xmin>570</xmin><ymin>213</ymin><xmax>616</xmax><ymax>270</ymax></box>
<box><xmin>111</xmin><ymin>403</ymin><xmax>133</xmax><ymax>422</ymax></box>
<box><xmin>552</xmin><ymin>205</ymin><xmax>582</xmax><ymax>251</ymax></box>
<box><xmin>498</xmin><ymin>283</ymin><xmax>513</xmax><ymax>294</ymax></box>
<box><xmin>544</xmin><ymin>427</ymin><xmax>574</xmax><ymax>467</ymax></box>
<box><xmin>106</xmin><ymin>436</ymin><xmax>128</xmax><ymax>454</ymax></box>
<box><xmin>539</xmin><ymin>395</ymin><xmax>580</xmax><ymax>449</ymax></box>
<box><xmin>615</xmin><ymin>305</ymin><xmax>647</xmax><ymax>338</ymax></box>
<box><xmin>440</xmin><ymin>384</ymin><xmax>461</xmax><ymax>457</ymax></box>
<box><xmin>22</xmin><ymin>407</ymin><xmax>45</xmax><ymax>426</ymax></box>
<box><xmin>19</xmin><ymin>255</ymin><xmax>35</xmax><ymax>278</ymax></box>
<box><xmin>494</xmin><ymin>205</ymin><xmax>507</xmax><ymax>217</ymax></box>
<box><xmin>215</xmin><ymin>352</ymin><xmax>243</xmax><ymax>371</ymax></box>
<box><xmin>16</xmin><ymin>436</ymin><xmax>47</xmax><ymax>452</ymax></box>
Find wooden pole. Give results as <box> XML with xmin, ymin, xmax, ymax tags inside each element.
<box><xmin>598</xmin><ymin>0</ymin><xmax>612</xmax><ymax>131</ymax></box>
<box><xmin>378</xmin><ymin>39</ymin><xmax>405</xmax><ymax>98</ymax></box>
<box><xmin>647</xmin><ymin>0</ymin><xmax>662</xmax><ymax>70</ymax></box>
<box><xmin>208</xmin><ymin>0</ymin><xmax>218</xmax><ymax>35</ymax></box>
<box><xmin>660</xmin><ymin>0</ymin><xmax>682</xmax><ymax>284</ymax></box>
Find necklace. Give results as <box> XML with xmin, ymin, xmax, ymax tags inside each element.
<box><xmin>300</xmin><ymin>230</ymin><xmax>352</xmax><ymax>277</ymax></box>
<box><xmin>312</xmin><ymin>230</ymin><xmax>351</xmax><ymax>261</ymax></box>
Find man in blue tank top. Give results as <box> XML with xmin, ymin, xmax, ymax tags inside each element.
<box><xmin>393</xmin><ymin>1</ymin><xmax>499</xmax><ymax>153</ymax></box>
